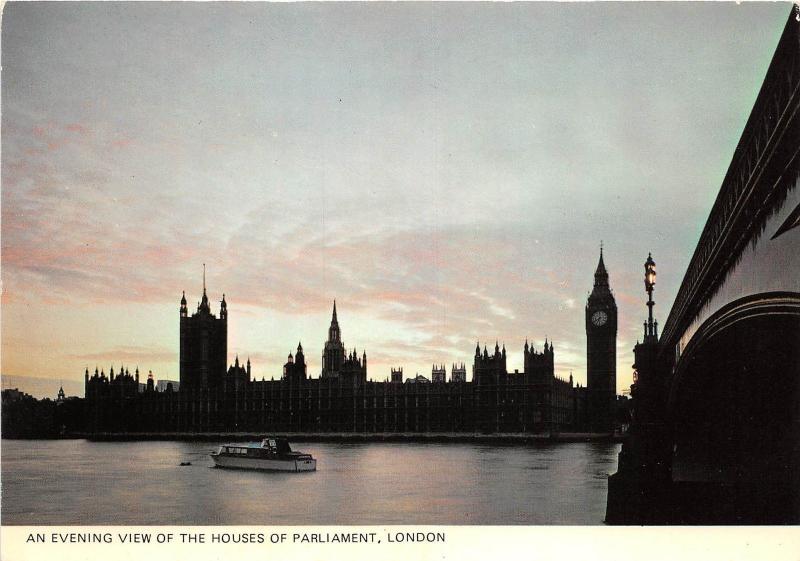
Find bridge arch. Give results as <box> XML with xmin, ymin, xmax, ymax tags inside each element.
<box><xmin>667</xmin><ymin>292</ymin><xmax>800</xmax><ymax>523</ymax></box>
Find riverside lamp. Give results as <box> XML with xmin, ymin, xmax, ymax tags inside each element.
<box><xmin>644</xmin><ymin>253</ymin><xmax>656</xmax><ymax>292</ymax></box>
<box><xmin>644</xmin><ymin>253</ymin><xmax>657</xmax><ymax>341</ymax></box>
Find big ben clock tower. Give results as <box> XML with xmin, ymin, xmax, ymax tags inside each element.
<box><xmin>586</xmin><ymin>245</ymin><xmax>617</xmax><ymax>432</ymax></box>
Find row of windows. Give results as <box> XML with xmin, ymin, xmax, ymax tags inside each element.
<box><xmin>222</xmin><ymin>446</ymin><xmax>248</xmax><ymax>455</ymax></box>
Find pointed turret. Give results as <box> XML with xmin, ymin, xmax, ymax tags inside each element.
<box><xmin>588</xmin><ymin>243</ymin><xmax>615</xmax><ymax>307</ymax></box>
<box><xmin>321</xmin><ymin>300</ymin><xmax>346</xmax><ymax>378</ymax></box>
<box><xmin>586</xmin><ymin>245</ymin><xmax>618</xmax><ymax>315</ymax></box>
<box><xmin>594</xmin><ymin>243</ymin><xmax>609</xmax><ymax>287</ymax></box>
<box><xmin>220</xmin><ymin>293</ymin><xmax>227</xmax><ymax>319</ymax></box>
<box><xmin>180</xmin><ymin>291</ymin><xmax>188</xmax><ymax>317</ymax></box>
<box><xmin>328</xmin><ymin>300</ymin><xmax>341</xmax><ymax>342</ymax></box>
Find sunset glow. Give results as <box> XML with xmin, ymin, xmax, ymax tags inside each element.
<box><xmin>1</xmin><ymin>2</ymin><xmax>790</xmax><ymax>398</ymax></box>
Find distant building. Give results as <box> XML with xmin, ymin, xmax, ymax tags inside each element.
<box><xmin>2</xmin><ymin>388</ymin><xmax>25</xmax><ymax>403</ymax></box>
<box><xmin>450</xmin><ymin>363</ymin><xmax>467</xmax><ymax>383</ymax></box>
<box><xmin>431</xmin><ymin>364</ymin><xmax>446</xmax><ymax>384</ymax></box>
<box><xmin>156</xmin><ymin>379</ymin><xmax>179</xmax><ymax>393</ymax></box>
<box><xmin>3</xmin><ymin>387</ymin><xmax>85</xmax><ymax>438</ymax></box>
<box><xmin>85</xmin><ymin>365</ymin><xmax>140</xmax><ymax>399</ymax></box>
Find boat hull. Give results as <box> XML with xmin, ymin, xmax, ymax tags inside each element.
<box><xmin>211</xmin><ymin>454</ymin><xmax>316</xmax><ymax>472</ymax></box>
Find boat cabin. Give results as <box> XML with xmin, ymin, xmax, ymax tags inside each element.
<box><xmin>260</xmin><ymin>438</ymin><xmax>292</xmax><ymax>454</ymax></box>
<box><xmin>217</xmin><ymin>437</ymin><xmax>294</xmax><ymax>458</ymax></box>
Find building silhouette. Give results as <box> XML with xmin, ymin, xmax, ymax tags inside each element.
<box><xmin>431</xmin><ymin>364</ymin><xmax>446</xmax><ymax>384</ymax></box>
<box><xmin>585</xmin><ymin>247</ymin><xmax>618</xmax><ymax>432</ymax></box>
<box><xmin>179</xmin><ymin>267</ymin><xmax>227</xmax><ymax>390</ymax></box>
<box><xmin>81</xmin><ymin>257</ymin><xmax>626</xmax><ymax>434</ymax></box>
<box><xmin>451</xmin><ymin>363</ymin><xmax>467</xmax><ymax>383</ymax></box>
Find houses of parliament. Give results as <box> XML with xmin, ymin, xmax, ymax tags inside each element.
<box><xmin>83</xmin><ymin>251</ymin><xmax>620</xmax><ymax>434</ymax></box>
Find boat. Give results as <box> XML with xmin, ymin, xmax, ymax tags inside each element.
<box><xmin>210</xmin><ymin>437</ymin><xmax>317</xmax><ymax>472</ymax></box>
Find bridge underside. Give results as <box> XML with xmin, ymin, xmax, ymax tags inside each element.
<box><xmin>669</xmin><ymin>298</ymin><xmax>800</xmax><ymax>523</ymax></box>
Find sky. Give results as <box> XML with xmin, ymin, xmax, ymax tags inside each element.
<box><xmin>1</xmin><ymin>1</ymin><xmax>792</xmax><ymax>399</ymax></box>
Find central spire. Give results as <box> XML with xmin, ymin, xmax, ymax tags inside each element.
<box><xmin>328</xmin><ymin>300</ymin><xmax>341</xmax><ymax>342</ymax></box>
<box><xmin>199</xmin><ymin>263</ymin><xmax>210</xmax><ymax>312</ymax></box>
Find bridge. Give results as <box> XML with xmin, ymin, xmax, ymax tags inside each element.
<box><xmin>607</xmin><ymin>7</ymin><xmax>800</xmax><ymax>524</ymax></box>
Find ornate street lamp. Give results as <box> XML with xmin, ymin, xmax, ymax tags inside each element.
<box><xmin>645</xmin><ymin>253</ymin><xmax>656</xmax><ymax>291</ymax></box>
<box><xmin>644</xmin><ymin>253</ymin><xmax>657</xmax><ymax>341</ymax></box>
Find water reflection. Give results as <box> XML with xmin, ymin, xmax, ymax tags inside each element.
<box><xmin>1</xmin><ymin>440</ymin><xmax>620</xmax><ymax>525</ymax></box>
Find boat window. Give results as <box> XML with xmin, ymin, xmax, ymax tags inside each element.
<box><xmin>225</xmin><ymin>446</ymin><xmax>248</xmax><ymax>455</ymax></box>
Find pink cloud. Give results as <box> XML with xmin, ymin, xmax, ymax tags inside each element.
<box><xmin>1</xmin><ymin>122</ymin><xmax>639</xmax><ymax>392</ymax></box>
<box><xmin>69</xmin><ymin>345</ymin><xmax>175</xmax><ymax>364</ymax></box>
<box><xmin>111</xmin><ymin>137</ymin><xmax>132</xmax><ymax>149</ymax></box>
<box><xmin>65</xmin><ymin>123</ymin><xmax>91</xmax><ymax>135</ymax></box>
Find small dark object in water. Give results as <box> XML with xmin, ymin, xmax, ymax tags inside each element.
<box><xmin>179</xmin><ymin>461</ymin><xmax>192</xmax><ymax>466</ymax></box>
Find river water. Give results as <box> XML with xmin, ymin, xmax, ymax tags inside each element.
<box><xmin>1</xmin><ymin>439</ymin><xmax>620</xmax><ymax>525</ymax></box>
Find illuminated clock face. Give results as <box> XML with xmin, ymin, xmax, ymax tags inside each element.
<box><xmin>591</xmin><ymin>310</ymin><xmax>608</xmax><ymax>327</ymax></box>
